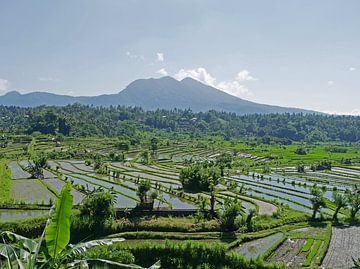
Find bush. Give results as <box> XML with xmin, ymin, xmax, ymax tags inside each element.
<box><xmin>294</xmin><ymin>147</ymin><xmax>307</xmax><ymax>155</ymax></box>
<box><xmin>179</xmin><ymin>163</ymin><xmax>221</xmax><ymax>191</ymax></box>
<box><xmin>79</xmin><ymin>189</ymin><xmax>116</xmax><ymax>229</ymax></box>
<box><xmin>219</xmin><ymin>198</ymin><xmax>242</xmax><ymax>231</ymax></box>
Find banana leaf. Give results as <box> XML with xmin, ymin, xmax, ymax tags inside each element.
<box><xmin>45</xmin><ymin>183</ymin><xmax>73</xmax><ymax>258</ymax></box>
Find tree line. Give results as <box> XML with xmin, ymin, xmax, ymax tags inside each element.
<box><xmin>0</xmin><ymin>104</ymin><xmax>360</xmax><ymax>142</ymax></box>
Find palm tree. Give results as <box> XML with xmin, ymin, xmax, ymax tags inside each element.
<box><xmin>0</xmin><ymin>183</ymin><xmax>160</xmax><ymax>269</ymax></box>
<box><xmin>310</xmin><ymin>187</ymin><xmax>326</xmax><ymax>219</ymax></box>
<box><xmin>332</xmin><ymin>191</ymin><xmax>347</xmax><ymax>221</ymax></box>
<box><xmin>347</xmin><ymin>189</ymin><xmax>360</xmax><ymax>220</ymax></box>
<box><xmin>246</xmin><ymin>208</ymin><xmax>258</xmax><ymax>232</ymax></box>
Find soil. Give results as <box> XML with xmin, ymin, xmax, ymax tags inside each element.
<box><xmin>271</xmin><ymin>238</ymin><xmax>306</xmax><ymax>267</ymax></box>
<box><xmin>322</xmin><ymin>226</ymin><xmax>360</xmax><ymax>269</ymax></box>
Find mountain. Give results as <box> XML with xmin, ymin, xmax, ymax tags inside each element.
<box><xmin>0</xmin><ymin>76</ymin><xmax>316</xmax><ymax>114</ymax></box>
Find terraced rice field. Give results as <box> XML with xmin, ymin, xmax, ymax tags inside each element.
<box><xmin>8</xmin><ymin>161</ymin><xmax>30</xmax><ymax>179</ymax></box>
<box><xmin>11</xmin><ymin>179</ymin><xmax>55</xmax><ymax>204</ymax></box>
<box><xmin>235</xmin><ymin>233</ymin><xmax>283</xmax><ymax>258</ymax></box>
<box><xmin>0</xmin><ymin>209</ymin><xmax>48</xmax><ymax>221</ymax></box>
<box><xmin>271</xmin><ymin>238</ymin><xmax>307</xmax><ymax>267</ymax></box>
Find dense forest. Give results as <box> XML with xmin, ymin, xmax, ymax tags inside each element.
<box><xmin>0</xmin><ymin>104</ymin><xmax>359</xmax><ymax>142</ymax></box>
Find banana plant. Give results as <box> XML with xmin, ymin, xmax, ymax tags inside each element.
<box><xmin>0</xmin><ymin>183</ymin><xmax>160</xmax><ymax>269</ymax></box>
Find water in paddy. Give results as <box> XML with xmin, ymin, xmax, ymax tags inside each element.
<box><xmin>159</xmin><ymin>193</ymin><xmax>196</xmax><ymax>210</ymax></box>
<box><xmin>230</xmin><ymin>176</ymin><xmax>312</xmax><ymax>207</ymax></box>
<box><xmin>8</xmin><ymin>161</ymin><xmax>30</xmax><ymax>179</ymax></box>
<box><xmin>239</xmin><ymin>174</ymin><xmax>312</xmax><ymax>195</ymax></box>
<box><xmin>76</xmin><ymin>174</ymin><xmax>138</xmax><ymax>197</ymax></box>
<box><xmin>235</xmin><ymin>233</ymin><xmax>283</xmax><ymax>258</ymax></box>
<box><xmin>242</xmin><ymin>201</ymin><xmax>256</xmax><ymax>214</ymax></box>
<box><xmin>0</xmin><ymin>210</ymin><xmax>48</xmax><ymax>222</ymax></box>
<box><xmin>245</xmin><ymin>189</ymin><xmax>312</xmax><ymax>213</ymax></box>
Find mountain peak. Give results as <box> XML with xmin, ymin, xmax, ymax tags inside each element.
<box><xmin>0</xmin><ymin>77</ymin><xmax>317</xmax><ymax>114</ymax></box>
<box><xmin>2</xmin><ymin>90</ymin><xmax>21</xmax><ymax>97</ymax></box>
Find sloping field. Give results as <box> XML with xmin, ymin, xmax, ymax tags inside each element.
<box><xmin>322</xmin><ymin>226</ymin><xmax>360</xmax><ymax>269</ymax></box>
<box><xmin>11</xmin><ymin>179</ymin><xmax>55</xmax><ymax>204</ymax></box>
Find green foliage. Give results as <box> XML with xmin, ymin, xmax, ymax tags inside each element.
<box><xmin>179</xmin><ymin>163</ymin><xmax>221</xmax><ymax>191</ymax></box>
<box><xmin>0</xmin><ymin>162</ymin><xmax>11</xmax><ymax>202</ymax></box>
<box><xmin>303</xmin><ymin>240</ymin><xmax>322</xmax><ymax>267</ymax></box>
<box><xmin>0</xmin><ymin>184</ymin><xmax>152</xmax><ymax>269</ymax></box>
<box><xmin>294</xmin><ymin>147</ymin><xmax>307</xmax><ymax>155</ymax></box>
<box><xmin>136</xmin><ymin>180</ymin><xmax>151</xmax><ymax>203</ymax></box>
<box><xmin>346</xmin><ymin>189</ymin><xmax>360</xmax><ymax>219</ymax></box>
<box><xmin>80</xmin><ymin>189</ymin><xmax>116</xmax><ymax>226</ymax></box>
<box><xmin>91</xmin><ymin>241</ymin><xmax>284</xmax><ymax>269</ymax></box>
<box><xmin>296</xmin><ymin>162</ymin><xmax>305</xmax><ymax>173</ymax></box>
<box><xmin>117</xmin><ymin>140</ymin><xmax>130</xmax><ymax>151</ymax></box>
<box><xmin>150</xmin><ymin>137</ymin><xmax>158</xmax><ymax>152</ymax></box>
<box><xmin>140</xmin><ymin>150</ymin><xmax>151</xmax><ymax>164</ymax></box>
<box><xmin>45</xmin><ymin>182</ymin><xmax>73</xmax><ymax>257</ymax></box>
<box><xmin>246</xmin><ymin>208</ymin><xmax>258</xmax><ymax>232</ymax></box>
<box><xmin>219</xmin><ymin>198</ymin><xmax>242</xmax><ymax>231</ymax></box>
<box><xmin>310</xmin><ymin>187</ymin><xmax>326</xmax><ymax>219</ymax></box>
<box><xmin>332</xmin><ymin>191</ymin><xmax>347</xmax><ymax>221</ymax></box>
<box><xmin>310</xmin><ymin>160</ymin><xmax>332</xmax><ymax>171</ymax></box>
<box><xmin>301</xmin><ymin>238</ymin><xmax>314</xmax><ymax>252</ymax></box>
<box><xmin>1</xmin><ymin>105</ymin><xmax>360</xmax><ymax>142</ymax></box>
<box><xmin>216</xmin><ymin>153</ymin><xmax>233</xmax><ymax>176</ymax></box>
<box><xmin>33</xmin><ymin>154</ymin><xmax>47</xmax><ymax>170</ymax></box>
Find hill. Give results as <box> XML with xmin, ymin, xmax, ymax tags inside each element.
<box><xmin>0</xmin><ymin>76</ymin><xmax>315</xmax><ymax>114</ymax></box>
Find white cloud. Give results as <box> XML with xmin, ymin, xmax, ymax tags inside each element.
<box><xmin>156</xmin><ymin>52</ymin><xmax>164</xmax><ymax>62</ymax></box>
<box><xmin>327</xmin><ymin>80</ymin><xmax>334</xmax><ymax>86</ymax></box>
<box><xmin>174</xmin><ymin>67</ymin><xmax>254</xmax><ymax>97</ymax></box>
<box><xmin>236</xmin><ymin>70</ymin><xmax>257</xmax><ymax>81</ymax></box>
<box><xmin>38</xmin><ymin>77</ymin><xmax>60</xmax><ymax>82</ymax></box>
<box><xmin>0</xmin><ymin>79</ymin><xmax>10</xmax><ymax>92</ymax></box>
<box><xmin>349</xmin><ymin>67</ymin><xmax>356</xmax><ymax>71</ymax></box>
<box><xmin>324</xmin><ymin>108</ymin><xmax>360</xmax><ymax>116</ymax></box>
<box><xmin>174</xmin><ymin>67</ymin><xmax>217</xmax><ymax>87</ymax></box>
<box><xmin>156</xmin><ymin>68</ymin><xmax>168</xmax><ymax>76</ymax></box>
<box><xmin>217</xmin><ymin>80</ymin><xmax>251</xmax><ymax>96</ymax></box>
<box><xmin>125</xmin><ymin>51</ymin><xmax>144</xmax><ymax>60</ymax></box>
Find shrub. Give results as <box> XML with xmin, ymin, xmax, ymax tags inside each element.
<box><xmin>219</xmin><ymin>198</ymin><xmax>242</xmax><ymax>231</ymax></box>
<box><xmin>179</xmin><ymin>163</ymin><xmax>221</xmax><ymax>191</ymax></box>
<box><xmin>294</xmin><ymin>147</ymin><xmax>307</xmax><ymax>155</ymax></box>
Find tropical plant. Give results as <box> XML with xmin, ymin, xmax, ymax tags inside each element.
<box><xmin>310</xmin><ymin>187</ymin><xmax>326</xmax><ymax>219</ymax></box>
<box><xmin>136</xmin><ymin>180</ymin><xmax>151</xmax><ymax>203</ymax></box>
<box><xmin>0</xmin><ymin>183</ymin><xmax>160</xmax><ymax>269</ymax></box>
<box><xmin>246</xmin><ymin>208</ymin><xmax>258</xmax><ymax>232</ymax></box>
<box><xmin>80</xmin><ymin>189</ymin><xmax>116</xmax><ymax>227</ymax></box>
<box><xmin>347</xmin><ymin>190</ymin><xmax>360</xmax><ymax>220</ymax></box>
<box><xmin>219</xmin><ymin>198</ymin><xmax>242</xmax><ymax>231</ymax></box>
<box><xmin>332</xmin><ymin>191</ymin><xmax>347</xmax><ymax>221</ymax></box>
<box><xmin>179</xmin><ymin>163</ymin><xmax>221</xmax><ymax>192</ymax></box>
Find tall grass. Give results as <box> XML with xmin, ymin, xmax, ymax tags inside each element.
<box><xmin>0</xmin><ymin>162</ymin><xmax>11</xmax><ymax>202</ymax></box>
<box><xmin>84</xmin><ymin>241</ymin><xmax>285</xmax><ymax>269</ymax></box>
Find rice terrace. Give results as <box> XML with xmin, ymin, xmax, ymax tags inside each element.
<box><xmin>1</xmin><ymin>1</ymin><xmax>360</xmax><ymax>268</ymax></box>
<box><xmin>0</xmin><ymin>106</ymin><xmax>360</xmax><ymax>268</ymax></box>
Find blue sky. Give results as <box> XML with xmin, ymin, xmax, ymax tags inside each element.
<box><xmin>0</xmin><ymin>0</ymin><xmax>359</xmax><ymax>114</ymax></box>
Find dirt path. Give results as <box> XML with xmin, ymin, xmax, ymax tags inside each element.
<box><xmin>322</xmin><ymin>226</ymin><xmax>360</xmax><ymax>269</ymax></box>
<box><xmin>240</xmin><ymin>196</ymin><xmax>277</xmax><ymax>215</ymax></box>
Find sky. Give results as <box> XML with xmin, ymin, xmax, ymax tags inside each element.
<box><xmin>0</xmin><ymin>0</ymin><xmax>359</xmax><ymax>115</ymax></box>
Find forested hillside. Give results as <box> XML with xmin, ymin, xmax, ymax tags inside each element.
<box><xmin>0</xmin><ymin>104</ymin><xmax>359</xmax><ymax>142</ymax></box>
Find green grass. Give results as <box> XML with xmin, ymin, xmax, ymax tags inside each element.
<box><xmin>303</xmin><ymin>240</ymin><xmax>322</xmax><ymax>267</ymax></box>
<box><xmin>301</xmin><ymin>238</ymin><xmax>314</xmax><ymax>252</ymax></box>
<box><xmin>0</xmin><ymin>161</ymin><xmax>11</xmax><ymax>202</ymax></box>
